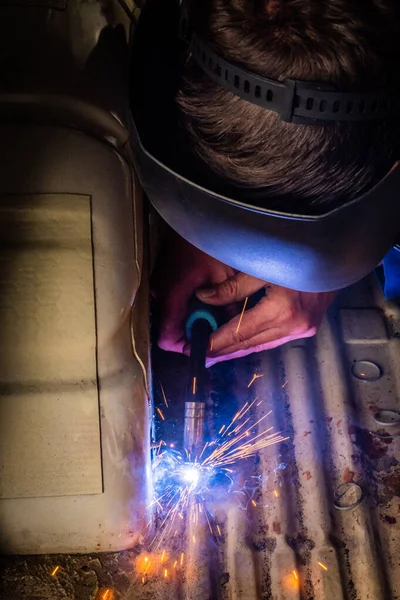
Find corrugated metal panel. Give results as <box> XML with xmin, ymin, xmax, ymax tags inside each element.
<box><xmin>0</xmin><ymin>277</ymin><xmax>399</xmax><ymax>599</ymax></box>
<box><xmin>145</xmin><ymin>276</ymin><xmax>400</xmax><ymax>600</ymax></box>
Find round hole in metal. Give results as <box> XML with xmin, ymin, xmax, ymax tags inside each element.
<box><xmin>351</xmin><ymin>360</ymin><xmax>382</xmax><ymax>381</ymax></box>
<box><xmin>333</xmin><ymin>482</ymin><xmax>363</xmax><ymax>511</ymax></box>
<box><xmin>372</xmin><ymin>409</ymin><xmax>400</xmax><ymax>427</ymax></box>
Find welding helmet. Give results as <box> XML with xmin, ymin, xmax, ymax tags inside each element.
<box><xmin>128</xmin><ymin>0</ymin><xmax>400</xmax><ymax>292</ymax></box>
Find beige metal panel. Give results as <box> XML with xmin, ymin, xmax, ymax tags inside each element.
<box><xmin>0</xmin><ymin>194</ymin><xmax>102</xmax><ymax>499</ymax></box>
<box><xmin>0</xmin><ymin>0</ymin><xmax>149</xmax><ymax>558</ymax></box>
<box><xmin>0</xmin><ymin>124</ymin><xmax>150</xmax><ymax>554</ymax></box>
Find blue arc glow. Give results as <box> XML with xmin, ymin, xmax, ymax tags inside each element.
<box><xmin>180</xmin><ymin>465</ymin><xmax>200</xmax><ymax>487</ymax></box>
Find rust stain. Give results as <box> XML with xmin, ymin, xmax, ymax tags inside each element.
<box><xmin>368</xmin><ymin>403</ymin><xmax>381</xmax><ymax>414</ymax></box>
<box><xmin>303</xmin><ymin>431</ymin><xmax>312</xmax><ymax>437</ymax></box>
<box><xmin>337</xmin><ymin>419</ymin><xmax>342</xmax><ymax>427</ymax></box>
<box><xmin>272</xmin><ymin>521</ymin><xmax>282</xmax><ymax>534</ymax></box>
<box><xmin>303</xmin><ymin>471</ymin><xmax>312</xmax><ymax>480</ymax></box>
<box><xmin>342</xmin><ymin>467</ymin><xmax>355</xmax><ymax>483</ymax></box>
<box><xmin>381</xmin><ymin>515</ymin><xmax>397</xmax><ymax>525</ymax></box>
<box><xmin>348</xmin><ymin>425</ymin><xmax>389</xmax><ymax>460</ymax></box>
<box><xmin>382</xmin><ymin>472</ymin><xmax>400</xmax><ymax>498</ymax></box>
<box><xmin>376</xmin><ymin>429</ymin><xmax>393</xmax><ymax>445</ymax></box>
<box><xmin>286</xmin><ymin>533</ymin><xmax>315</xmax><ymax>564</ymax></box>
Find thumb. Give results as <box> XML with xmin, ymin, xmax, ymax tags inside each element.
<box><xmin>196</xmin><ymin>272</ymin><xmax>265</xmax><ymax>306</ymax></box>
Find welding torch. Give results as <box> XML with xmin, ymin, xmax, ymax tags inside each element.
<box><xmin>183</xmin><ymin>289</ymin><xmax>265</xmax><ymax>458</ymax></box>
<box><xmin>183</xmin><ymin>300</ymin><xmax>218</xmax><ymax>458</ymax></box>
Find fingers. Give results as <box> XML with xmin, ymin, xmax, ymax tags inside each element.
<box><xmin>153</xmin><ymin>233</ymin><xmax>237</xmax><ymax>354</ymax></box>
<box><xmin>207</xmin><ymin>295</ymin><xmax>279</xmax><ymax>354</ymax></box>
<box><xmin>205</xmin><ymin>333</ymin><xmax>294</xmax><ymax>367</ymax></box>
<box><xmin>205</xmin><ymin>324</ymin><xmax>316</xmax><ymax>366</ymax></box>
<box><xmin>183</xmin><ymin>296</ymin><xmax>273</xmax><ymax>358</ymax></box>
<box><xmin>196</xmin><ymin>272</ymin><xmax>266</xmax><ymax>306</ymax></box>
<box><xmin>209</xmin><ymin>324</ymin><xmax>284</xmax><ymax>359</ymax></box>
<box><xmin>204</xmin><ymin>288</ymin><xmax>332</xmax><ymax>365</ymax></box>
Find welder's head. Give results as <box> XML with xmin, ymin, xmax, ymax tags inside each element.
<box><xmin>128</xmin><ymin>0</ymin><xmax>400</xmax><ymax>292</ymax></box>
<box><xmin>177</xmin><ymin>0</ymin><xmax>400</xmax><ymax>214</ymax></box>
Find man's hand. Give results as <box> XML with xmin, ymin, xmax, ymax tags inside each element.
<box><xmin>152</xmin><ymin>229</ymin><xmax>235</xmax><ymax>354</ymax></box>
<box><xmin>194</xmin><ymin>273</ymin><xmax>336</xmax><ymax>366</ymax></box>
<box><xmin>153</xmin><ymin>229</ymin><xmax>336</xmax><ymax>364</ymax></box>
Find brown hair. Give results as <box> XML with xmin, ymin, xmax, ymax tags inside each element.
<box><xmin>177</xmin><ymin>0</ymin><xmax>400</xmax><ymax>212</ymax></box>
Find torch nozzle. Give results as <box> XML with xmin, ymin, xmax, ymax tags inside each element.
<box><xmin>183</xmin><ymin>401</ymin><xmax>205</xmax><ymax>459</ymax></box>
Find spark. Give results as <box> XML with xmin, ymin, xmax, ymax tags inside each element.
<box><xmin>216</xmin><ymin>525</ymin><xmax>222</xmax><ymax>536</ymax></box>
<box><xmin>221</xmin><ymin>397</ymin><xmax>261</xmax><ymax>438</ymax></box>
<box><xmin>282</xmin><ymin>380</ymin><xmax>288</xmax><ymax>389</ymax></box>
<box><xmin>293</xmin><ymin>570</ymin><xmax>298</xmax><ymax>580</ymax></box>
<box><xmin>247</xmin><ymin>373</ymin><xmax>264</xmax><ymax>388</ymax></box>
<box><xmin>199</xmin><ymin>442</ymin><xmax>209</xmax><ymax>460</ymax></box>
<box><xmin>144</xmin><ymin>556</ymin><xmax>148</xmax><ymax>563</ymax></box>
<box><xmin>180</xmin><ymin>553</ymin><xmax>184</xmax><ymax>566</ymax></box>
<box><xmin>236</xmin><ymin>296</ymin><xmax>248</xmax><ymax>333</ymax></box>
<box><xmin>141</xmin><ymin>577</ymin><xmax>145</xmax><ymax>584</ymax></box>
<box><xmin>274</xmin><ymin>490</ymin><xmax>279</xmax><ymax>498</ymax></box>
<box><xmin>157</xmin><ymin>407</ymin><xmax>165</xmax><ymax>421</ymax></box>
<box><xmin>238</xmin><ymin>397</ymin><xmax>263</xmax><ymax>423</ymax></box>
<box><xmin>192</xmin><ymin>377</ymin><xmax>197</xmax><ymax>395</ymax></box>
<box><xmin>154</xmin><ymin>497</ymin><xmax>163</xmax><ymax>510</ymax></box>
<box><xmin>210</xmin><ymin>339</ymin><xmax>214</xmax><ymax>351</ymax></box>
<box><xmin>51</xmin><ymin>566</ymin><xmax>60</xmax><ymax>577</ymax></box>
<box><xmin>203</xmin><ymin>413</ymin><xmax>286</xmax><ymax>468</ymax></box>
<box><xmin>164</xmin><ymin>569</ymin><xmax>168</xmax><ymax>578</ymax></box>
<box><xmin>156</xmin><ymin>440</ymin><xmax>164</xmax><ymax>455</ymax></box>
<box><xmin>247</xmin><ymin>374</ymin><xmax>257</xmax><ymax>388</ymax></box>
<box><xmin>224</xmin><ymin>403</ymin><xmax>248</xmax><ymax>434</ymax></box>
<box><xmin>173</xmin><ymin>561</ymin><xmax>178</xmax><ymax>568</ymax></box>
<box><xmin>160</xmin><ymin>382</ymin><xmax>169</xmax><ymax>407</ymax></box>
<box><xmin>318</xmin><ymin>561</ymin><xmax>328</xmax><ymax>571</ymax></box>
<box><xmin>232</xmin><ymin>415</ymin><xmax>252</xmax><ymax>435</ymax></box>
<box><xmin>144</xmin><ymin>561</ymin><xmax>151</xmax><ymax>574</ymax></box>
<box><xmin>149</xmin><ymin>398</ymin><xmax>287</xmax><ymax>553</ymax></box>
<box><xmin>102</xmin><ymin>590</ymin><xmax>111</xmax><ymax>600</ymax></box>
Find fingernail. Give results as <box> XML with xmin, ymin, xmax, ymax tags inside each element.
<box><xmin>197</xmin><ymin>288</ymin><xmax>216</xmax><ymax>299</ymax></box>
